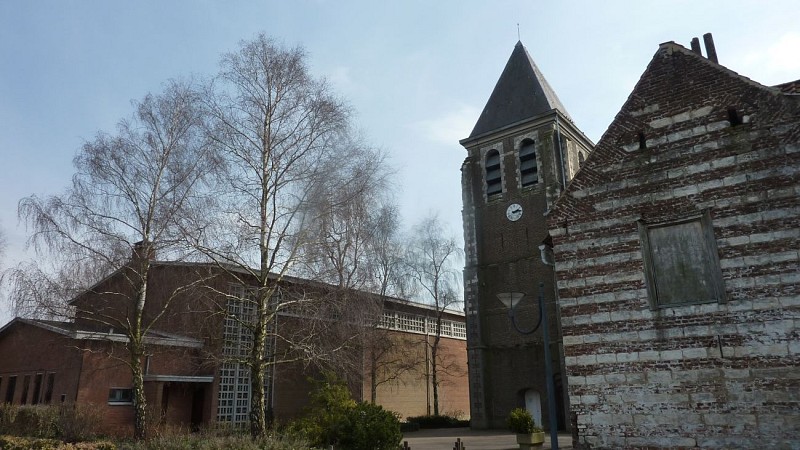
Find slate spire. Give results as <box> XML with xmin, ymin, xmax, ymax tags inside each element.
<box><xmin>469</xmin><ymin>41</ymin><xmax>571</xmax><ymax>138</ymax></box>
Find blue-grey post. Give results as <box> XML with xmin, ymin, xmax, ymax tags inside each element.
<box><xmin>540</xmin><ymin>282</ymin><xmax>559</xmax><ymax>450</ymax></box>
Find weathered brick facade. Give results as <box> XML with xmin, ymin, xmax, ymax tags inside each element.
<box><xmin>547</xmin><ymin>40</ymin><xmax>800</xmax><ymax>448</ymax></box>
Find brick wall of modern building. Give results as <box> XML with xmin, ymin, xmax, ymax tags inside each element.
<box><xmin>3</xmin><ymin>262</ymin><xmax>471</xmax><ymax>434</ymax></box>
<box><xmin>547</xmin><ymin>41</ymin><xmax>799</xmax><ymax>449</ymax></box>
<box><xmin>270</xmin><ymin>317</ymin><xmax>469</xmax><ymax>421</ymax></box>
<box><xmin>0</xmin><ymin>321</ymin><xmax>82</xmax><ymax>405</ymax></box>
<box><xmin>364</xmin><ymin>333</ymin><xmax>470</xmax><ymax>419</ymax></box>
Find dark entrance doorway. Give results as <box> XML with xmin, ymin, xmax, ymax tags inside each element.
<box><xmin>191</xmin><ymin>386</ymin><xmax>205</xmax><ymax>431</ymax></box>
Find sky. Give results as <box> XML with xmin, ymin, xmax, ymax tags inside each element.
<box><xmin>1</xmin><ymin>0</ymin><xmax>798</xmax><ymax>325</ymax></box>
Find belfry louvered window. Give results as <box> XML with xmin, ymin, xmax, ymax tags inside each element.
<box><xmin>519</xmin><ymin>139</ymin><xmax>538</xmax><ymax>186</ymax></box>
<box><xmin>485</xmin><ymin>149</ymin><xmax>502</xmax><ymax>196</ymax></box>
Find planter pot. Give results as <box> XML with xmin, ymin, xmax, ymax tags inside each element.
<box><xmin>516</xmin><ymin>431</ymin><xmax>545</xmax><ymax>448</ymax></box>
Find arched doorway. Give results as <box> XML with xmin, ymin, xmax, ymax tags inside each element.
<box><xmin>524</xmin><ymin>389</ymin><xmax>542</xmax><ymax>428</ymax></box>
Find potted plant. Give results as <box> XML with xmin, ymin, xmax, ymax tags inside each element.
<box><xmin>507</xmin><ymin>408</ymin><xmax>545</xmax><ymax>449</ymax></box>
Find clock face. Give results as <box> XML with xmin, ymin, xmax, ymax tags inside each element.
<box><xmin>506</xmin><ymin>203</ymin><xmax>523</xmax><ymax>221</ymax></box>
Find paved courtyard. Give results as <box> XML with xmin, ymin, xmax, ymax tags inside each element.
<box><xmin>401</xmin><ymin>428</ymin><xmax>574</xmax><ymax>450</ymax></box>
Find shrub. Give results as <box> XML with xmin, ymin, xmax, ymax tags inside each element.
<box><xmin>0</xmin><ymin>435</ymin><xmax>62</xmax><ymax>450</ymax></box>
<box><xmin>0</xmin><ymin>403</ymin><xmax>101</xmax><ymax>442</ymax></box>
<box><xmin>0</xmin><ymin>404</ymin><xmax>59</xmax><ymax>438</ymax></box>
<box><xmin>287</xmin><ymin>374</ymin><xmax>355</xmax><ymax>447</ymax></box>
<box><xmin>337</xmin><ymin>403</ymin><xmax>401</xmax><ymax>450</ymax></box>
<box><xmin>399</xmin><ymin>421</ymin><xmax>420</xmax><ymax>433</ymax></box>
<box><xmin>506</xmin><ymin>408</ymin><xmax>541</xmax><ymax>434</ymax></box>
<box><xmin>404</xmin><ymin>414</ymin><xmax>469</xmax><ymax>429</ymax></box>
<box><xmin>288</xmin><ymin>374</ymin><xmax>401</xmax><ymax>449</ymax></box>
<box><xmin>61</xmin><ymin>442</ymin><xmax>117</xmax><ymax>450</ymax></box>
<box><xmin>115</xmin><ymin>429</ymin><xmax>306</xmax><ymax>450</ymax></box>
<box><xmin>57</xmin><ymin>404</ymin><xmax>103</xmax><ymax>442</ymax></box>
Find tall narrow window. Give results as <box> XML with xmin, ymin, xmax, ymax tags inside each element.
<box><xmin>5</xmin><ymin>376</ymin><xmax>16</xmax><ymax>403</ymax></box>
<box><xmin>44</xmin><ymin>373</ymin><xmax>55</xmax><ymax>404</ymax></box>
<box><xmin>20</xmin><ymin>375</ymin><xmax>31</xmax><ymax>405</ymax></box>
<box><xmin>485</xmin><ymin>149</ymin><xmax>502</xmax><ymax>196</ymax></box>
<box><xmin>217</xmin><ymin>284</ymin><xmax>276</xmax><ymax>425</ymax></box>
<box><xmin>32</xmin><ymin>373</ymin><xmax>43</xmax><ymax>405</ymax></box>
<box><xmin>578</xmin><ymin>152</ymin><xmax>585</xmax><ymax>167</ymax></box>
<box><xmin>519</xmin><ymin>139</ymin><xmax>538</xmax><ymax>186</ymax></box>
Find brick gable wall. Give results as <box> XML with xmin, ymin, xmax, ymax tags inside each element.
<box><xmin>547</xmin><ymin>43</ymin><xmax>800</xmax><ymax>449</ymax></box>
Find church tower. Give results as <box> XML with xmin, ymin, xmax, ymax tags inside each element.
<box><xmin>460</xmin><ymin>41</ymin><xmax>592</xmax><ymax>429</ymax></box>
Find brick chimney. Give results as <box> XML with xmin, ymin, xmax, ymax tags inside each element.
<box><xmin>132</xmin><ymin>240</ymin><xmax>156</xmax><ymax>262</ymax></box>
<box><xmin>703</xmin><ymin>33</ymin><xmax>718</xmax><ymax>64</ymax></box>
<box><xmin>690</xmin><ymin>37</ymin><xmax>702</xmax><ymax>55</ymax></box>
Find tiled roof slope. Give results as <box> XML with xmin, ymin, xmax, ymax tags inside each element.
<box><xmin>549</xmin><ymin>41</ymin><xmax>800</xmax><ymax>220</ymax></box>
<box><xmin>775</xmin><ymin>79</ymin><xmax>800</xmax><ymax>94</ymax></box>
<box><xmin>469</xmin><ymin>41</ymin><xmax>571</xmax><ymax>138</ymax></box>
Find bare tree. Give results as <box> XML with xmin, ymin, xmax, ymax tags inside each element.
<box><xmin>297</xmin><ymin>137</ymin><xmax>390</xmax><ymax>291</ymax></box>
<box><xmin>294</xmin><ymin>141</ymin><xmax>399</xmax><ymax>387</ymax></box>
<box><xmin>405</xmin><ymin>214</ymin><xmax>463</xmax><ymax>416</ymax></box>
<box><xmin>16</xmin><ymin>81</ymin><xmax>213</xmax><ymax>440</ymax></box>
<box><xmin>299</xmin><ymin>166</ymin><xmax>423</xmax><ymax>403</ymax></box>
<box><xmin>360</xmin><ymin>205</ymin><xmax>420</xmax><ymax>403</ymax></box>
<box><xmin>5</xmin><ymin>260</ymin><xmax>104</xmax><ymax>320</ymax></box>
<box><xmin>195</xmin><ymin>34</ymin><xmax>360</xmax><ymax>438</ymax></box>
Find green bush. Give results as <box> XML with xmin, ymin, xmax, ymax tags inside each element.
<box><xmin>337</xmin><ymin>403</ymin><xmax>401</xmax><ymax>450</ymax></box>
<box><xmin>57</xmin><ymin>405</ymin><xmax>103</xmax><ymax>442</ymax></box>
<box><xmin>0</xmin><ymin>404</ymin><xmax>59</xmax><ymax>438</ymax></box>
<box><xmin>115</xmin><ymin>429</ymin><xmax>306</xmax><ymax>450</ymax></box>
<box><xmin>288</xmin><ymin>374</ymin><xmax>401</xmax><ymax>449</ymax></box>
<box><xmin>62</xmin><ymin>442</ymin><xmax>116</xmax><ymax>450</ymax></box>
<box><xmin>399</xmin><ymin>421</ymin><xmax>420</xmax><ymax>433</ymax></box>
<box><xmin>506</xmin><ymin>408</ymin><xmax>541</xmax><ymax>434</ymax></box>
<box><xmin>287</xmin><ymin>374</ymin><xmax>355</xmax><ymax>447</ymax></box>
<box><xmin>404</xmin><ymin>414</ymin><xmax>469</xmax><ymax>429</ymax></box>
<box><xmin>0</xmin><ymin>435</ymin><xmax>62</xmax><ymax>450</ymax></box>
<box><xmin>0</xmin><ymin>404</ymin><xmax>101</xmax><ymax>442</ymax></box>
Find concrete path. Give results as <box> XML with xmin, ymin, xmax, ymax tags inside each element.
<box><xmin>401</xmin><ymin>428</ymin><xmax>573</xmax><ymax>450</ymax></box>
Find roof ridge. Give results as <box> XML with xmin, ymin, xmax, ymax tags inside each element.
<box><xmin>658</xmin><ymin>41</ymin><xmax>783</xmax><ymax>95</ymax></box>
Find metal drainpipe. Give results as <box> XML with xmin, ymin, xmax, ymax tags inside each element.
<box><xmin>538</xmin><ymin>283</ymin><xmax>559</xmax><ymax>450</ymax></box>
<box><xmin>540</xmin><ymin>244</ymin><xmax>561</xmax><ymax>450</ymax></box>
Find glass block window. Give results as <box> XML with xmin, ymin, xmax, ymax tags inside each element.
<box><xmin>451</xmin><ymin>321</ymin><xmax>467</xmax><ymax>339</ymax></box>
<box><xmin>376</xmin><ymin>310</ymin><xmax>466</xmax><ymax>340</ymax></box>
<box><xmin>380</xmin><ymin>311</ymin><xmax>396</xmax><ymax>329</ymax></box>
<box><xmin>397</xmin><ymin>313</ymin><xmax>424</xmax><ymax>333</ymax></box>
<box><xmin>217</xmin><ymin>284</ymin><xmax>276</xmax><ymax>425</ymax></box>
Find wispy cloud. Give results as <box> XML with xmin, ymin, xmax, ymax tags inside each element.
<box><xmin>413</xmin><ymin>105</ymin><xmax>480</xmax><ymax>146</ymax></box>
<box><xmin>326</xmin><ymin>65</ymin><xmax>354</xmax><ymax>92</ymax></box>
<box><xmin>737</xmin><ymin>32</ymin><xmax>800</xmax><ymax>84</ymax></box>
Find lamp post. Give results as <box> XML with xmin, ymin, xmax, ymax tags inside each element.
<box><xmin>499</xmin><ymin>283</ymin><xmax>559</xmax><ymax>450</ymax></box>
